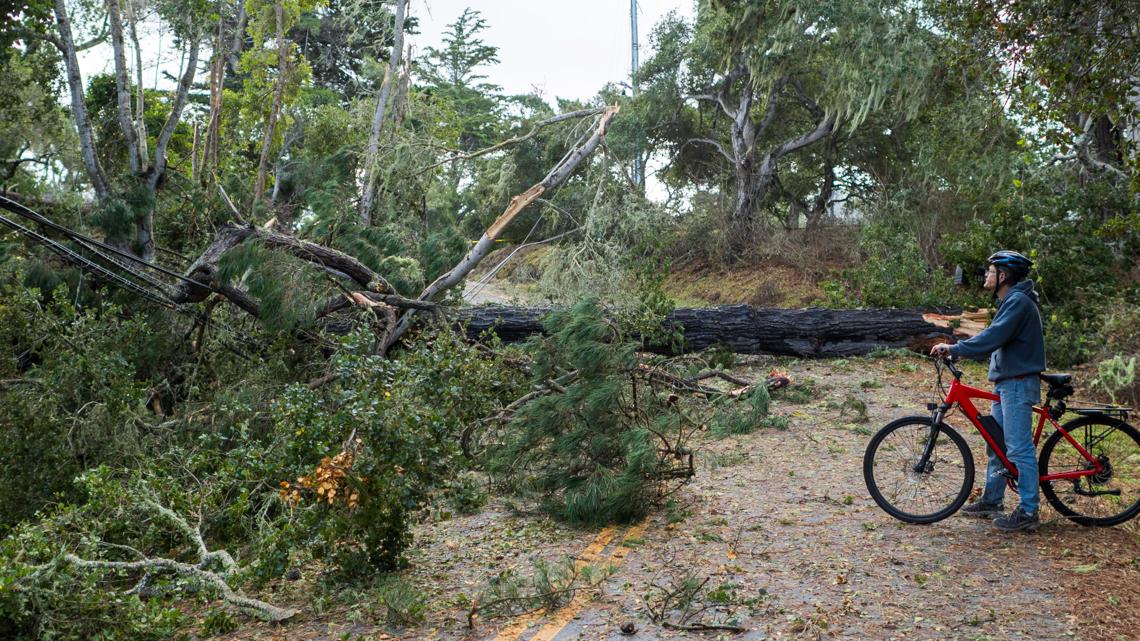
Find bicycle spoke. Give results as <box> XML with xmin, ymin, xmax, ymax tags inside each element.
<box><xmin>1041</xmin><ymin>418</ymin><xmax>1140</xmax><ymax>525</ymax></box>
<box><xmin>866</xmin><ymin>420</ymin><xmax>971</xmax><ymax>521</ymax></box>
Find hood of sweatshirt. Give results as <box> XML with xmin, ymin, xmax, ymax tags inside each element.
<box><xmin>1001</xmin><ymin>279</ymin><xmax>1040</xmax><ymax>306</ymax></box>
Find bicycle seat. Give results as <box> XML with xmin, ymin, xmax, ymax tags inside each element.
<box><xmin>1039</xmin><ymin>373</ymin><xmax>1072</xmax><ymax>387</ymax></box>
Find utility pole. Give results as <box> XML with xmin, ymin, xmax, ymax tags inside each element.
<box><xmin>630</xmin><ymin>0</ymin><xmax>645</xmax><ymax>189</ymax></box>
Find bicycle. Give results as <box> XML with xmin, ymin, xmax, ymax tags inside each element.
<box><xmin>863</xmin><ymin>356</ymin><xmax>1140</xmax><ymax>526</ymax></box>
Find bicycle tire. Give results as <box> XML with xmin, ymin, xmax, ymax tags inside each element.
<box><xmin>1039</xmin><ymin>414</ymin><xmax>1140</xmax><ymax>526</ymax></box>
<box><xmin>863</xmin><ymin>416</ymin><xmax>975</xmax><ymax>524</ymax></box>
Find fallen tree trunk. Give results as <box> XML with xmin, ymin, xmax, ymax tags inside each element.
<box><xmin>454</xmin><ymin>304</ymin><xmax>955</xmax><ymax>357</ymax></box>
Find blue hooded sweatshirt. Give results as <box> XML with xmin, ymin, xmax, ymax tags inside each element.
<box><xmin>948</xmin><ymin>280</ymin><xmax>1046</xmax><ymax>382</ymax></box>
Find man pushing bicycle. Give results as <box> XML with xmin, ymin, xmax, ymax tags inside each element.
<box><xmin>930</xmin><ymin>250</ymin><xmax>1046</xmax><ymax>532</ymax></box>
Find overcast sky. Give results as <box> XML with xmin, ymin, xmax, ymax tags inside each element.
<box><xmin>412</xmin><ymin>0</ymin><xmax>694</xmax><ymax>101</ymax></box>
<box><xmin>77</xmin><ymin>1</ymin><xmax>694</xmax><ymax>104</ymax></box>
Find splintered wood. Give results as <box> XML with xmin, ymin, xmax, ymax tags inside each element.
<box><xmin>922</xmin><ymin>308</ymin><xmax>991</xmax><ymax>339</ymax></box>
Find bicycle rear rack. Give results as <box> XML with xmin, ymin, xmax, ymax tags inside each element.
<box><xmin>1066</xmin><ymin>404</ymin><xmax>1131</xmax><ymax>420</ymax></box>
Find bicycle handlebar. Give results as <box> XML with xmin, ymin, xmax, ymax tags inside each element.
<box><xmin>934</xmin><ymin>354</ymin><xmax>963</xmax><ymax>380</ymax></box>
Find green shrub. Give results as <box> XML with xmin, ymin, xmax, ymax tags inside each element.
<box><xmin>825</xmin><ymin>223</ymin><xmax>960</xmax><ymax>309</ymax></box>
<box><xmin>0</xmin><ymin>284</ymin><xmax>155</xmax><ymax>530</ymax></box>
<box><xmin>264</xmin><ymin>327</ymin><xmax>521</xmax><ymax>578</ymax></box>
<box><xmin>0</xmin><ymin>470</ymin><xmax>201</xmax><ymax>641</ymax></box>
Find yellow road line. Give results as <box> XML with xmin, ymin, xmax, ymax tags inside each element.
<box><xmin>487</xmin><ymin>525</ymin><xmax>619</xmax><ymax>641</ymax></box>
<box><xmin>526</xmin><ymin>520</ymin><xmax>649</xmax><ymax>641</ymax></box>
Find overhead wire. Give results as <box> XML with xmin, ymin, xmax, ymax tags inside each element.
<box><xmin>0</xmin><ymin>211</ymin><xmax>180</xmax><ymax>309</ymax></box>
<box><xmin>0</xmin><ymin>194</ymin><xmax>214</xmax><ymax>291</ymax></box>
<box><xmin>0</xmin><ymin>196</ymin><xmax>260</xmax><ymax>357</ymax></box>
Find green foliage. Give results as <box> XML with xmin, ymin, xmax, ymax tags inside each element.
<box><xmin>201</xmin><ymin>608</ymin><xmax>239</xmax><ymax>637</ymax></box>
<box><xmin>471</xmin><ymin>556</ymin><xmax>609</xmax><ymax>623</ymax></box>
<box><xmin>265</xmin><ymin>327</ymin><xmax>521</xmax><ymax>578</ymax></box>
<box><xmin>216</xmin><ymin>240</ymin><xmax>319</xmax><ymax>332</ymax></box>
<box><xmin>823</xmin><ymin>222</ymin><xmax>960</xmax><ymax>309</ymax></box>
<box><xmin>0</xmin><ymin>282</ymin><xmax>156</xmax><ymax>530</ymax></box>
<box><xmin>0</xmin><ymin>470</ymin><xmax>202</xmax><ymax>641</ymax></box>
<box><xmin>419</xmin><ymin>226</ymin><xmax>468</xmax><ymax>282</ymax></box>
<box><xmin>375</xmin><ymin>578</ymin><xmax>427</xmax><ymax>627</ymax></box>
<box><xmin>490</xmin><ymin>298</ymin><xmax>695</xmax><ymax>524</ymax></box>
<box><xmin>710</xmin><ymin>385</ymin><xmax>771</xmax><ymax>437</ymax></box>
<box><xmin>939</xmin><ymin>168</ymin><xmax>1139</xmax><ymax>367</ymax></box>
<box><xmin>1092</xmin><ymin>355</ymin><xmax>1136</xmax><ymax>405</ymax></box>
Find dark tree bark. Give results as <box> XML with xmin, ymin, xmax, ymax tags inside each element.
<box><xmin>453</xmin><ymin>304</ymin><xmax>954</xmax><ymax>358</ymax></box>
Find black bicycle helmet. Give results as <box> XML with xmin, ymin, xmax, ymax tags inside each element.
<box><xmin>987</xmin><ymin>250</ymin><xmax>1032</xmax><ymax>279</ymax></box>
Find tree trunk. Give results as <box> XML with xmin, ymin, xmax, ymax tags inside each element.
<box><xmin>139</xmin><ymin>33</ymin><xmax>199</xmax><ymax>262</ymax></box>
<box><xmin>253</xmin><ymin>2</ymin><xmax>288</xmax><ymax>206</ymax></box>
<box><xmin>453</xmin><ymin>304</ymin><xmax>955</xmax><ymax>358</ymax></box>
<box><xmin>107</xmin><ymin>0</ymin><xmax>140</xmax><ymax>174</ymax></box>
<box><xmin>358</xmin><ymin>0</ymin><xmax>408</xmax><ymax>225</ymax></box>
<box><xmin>389</xmin><ymin>42</ymin><xmax>413</xmax><ymax>137</ymax></box>
<box><xmin>124</xmin><ymin>0</ymin><xmax>149</xmax><ymax>166</ymax></box>
<box><xmin>54</xmin><ymin>0</ymin><xmax>111</xmax><ymax>200</ymax></box>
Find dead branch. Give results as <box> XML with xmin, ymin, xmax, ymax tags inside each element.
<box><xmin>660</xmin><ymin>620</ymin><xmax>747</xmax><ymax>633</ymax></box>
<box><xmin>63</xmin><ymin>554</ymin><xmax>296</xmax><ymax>622</ymax></box>
<box><xmin>467</xmin><ymin>583</ymin><xmax>597</xmax><ymax>629</ymax></box>
<box><xmin>59</xmin><ymin>499</ymin><xmax>294</xmax><ymax>622</ymax></box>
<box><xmin>686</xmin><ymin>370</ymin><xmax>753</xmax><ymax>387</ymax></box>
<box><xmin>645</xmin><ymin>574</ymin><xmax>747</xmax><ymax>634</ymax></box>
<box><xmin>172</xmin><ymin>224</ymin><xmax>397</xmax><ymax>311</ymax></box>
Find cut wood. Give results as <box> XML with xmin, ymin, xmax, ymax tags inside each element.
<box><xmin>922</xmin><ymin>308</ymin><xmax>991</xmax><ymax>339</ymax></box>
<box><xmin>454</xmin><ymin>304</ymin><xmax>956</xmax><ymax>358</ymax></box>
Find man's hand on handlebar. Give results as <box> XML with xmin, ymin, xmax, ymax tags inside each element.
<box><xmin>929</xmin><ymin>343</ymin><xmax>953</xmax><ymax>357</ymax></box>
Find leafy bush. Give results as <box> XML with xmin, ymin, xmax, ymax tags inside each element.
<box><xmin>822</xmin><ymin>222</ymin><xmax>961</xmax><ymax>309</ymax></box>
<box><xmin>0</xmin><ymin>284</ymin><xmax>155</xmax><ymax>530</ymax></box>
<box><xmin>0</xmin><ymin>470</ymin><xmax>200</xmax><ymax>641</ymax></box>
<box><xmin>267</xmin><ymin>327</ymin><xmax>522</xmax><ymax>578</ymax></box>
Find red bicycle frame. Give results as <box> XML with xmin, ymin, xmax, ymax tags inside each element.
<box><xmin>940</xmin><ymin>373</ymin><xmax>1105</xmax><ymax>483</ymax></box>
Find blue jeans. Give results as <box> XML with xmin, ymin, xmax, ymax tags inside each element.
<box><xmin>981</xmin><ymin>376</ymin><xmax>1041</xmax><ymax>514</ymax></box>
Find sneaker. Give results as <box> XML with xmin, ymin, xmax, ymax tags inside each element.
<box><xmin>993</xmin><ymin>507</ymin><xmax>1040</xmax><ymax>532</ymax></box>
<box><xmin>960</xmin><ymin>499</ymin><xmax>1004</xmax><ymax>518</ymax></box>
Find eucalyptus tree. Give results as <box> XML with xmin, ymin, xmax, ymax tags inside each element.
<box><xmin>358</xmin><ymin>0</ymin><xmax>406</xmax><ymax>224</ymax></box>
<box><xmin>634</xmin><ymin>0</ymin><xmax>939</xmax><ymax>255</ymax></box>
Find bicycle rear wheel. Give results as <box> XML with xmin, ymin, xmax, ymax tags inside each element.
<box><xmin>863</xmin><ymin>417</ymin><xmax>975</xmax><ymax>524</ymax></box>
<box><xmin>1040</xmin><ymin>415</ymin><xmax>1140</xmax><ymax>526</ymax></box>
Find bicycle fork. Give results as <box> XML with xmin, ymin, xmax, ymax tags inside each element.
<box><xmin>913</xmin><ymin>402</ymin><xmax>950</xmax><ymax>474</ymax></box>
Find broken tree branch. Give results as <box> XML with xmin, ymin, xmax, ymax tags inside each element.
<box><xmin>387</xmin><ymin>105</ymin><xmax>619</xmax><ymax>346</ymax></box>
<box><xmin>172</xmin><ymin>224</ymin><xmax>396</xmax><ymax>308</ymax></box>
<box><xmin>63</xmin><ymin>554</ymin><xmax>296</xmax><ymax>622</ymax></box>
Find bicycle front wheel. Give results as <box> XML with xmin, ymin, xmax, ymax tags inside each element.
<box><xmin>863</xmin><ymin>417</ymin><xmax>975</xmax><ymax>524</ymax></box>
<box><xmin>1040</xmin><ymin>415</ymin><xmax>1140</xmax><ymax>526</ymax></box>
